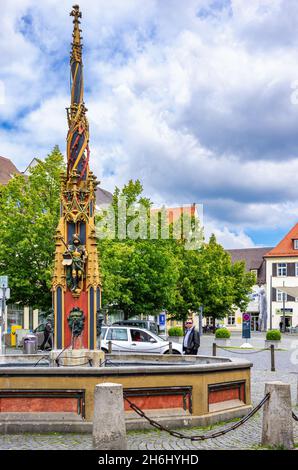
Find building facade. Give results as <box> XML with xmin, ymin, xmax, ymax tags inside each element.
<box><xmin>265</xmin><ymin>223</ymin><xmax>298</xmax><ymax>330</ymax></box>
<box><xmin>215</xmin><ymin>247</ymin><xmax>271</xmax><ymax>331</ymax></box>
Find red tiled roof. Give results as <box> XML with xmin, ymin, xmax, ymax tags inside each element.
<box><xmin>151</xmin><ymin>205</ymin><xmax>197</xmax><ymax>223</ymax></box>
<box><xmin>0</xmin><ymin>156</ymin><xmax>21</xmax><ymax>185</ymax></box>
<box><xmin>265</xmin><ymin>223</ymin><xmax>298</xmax><ymax>257</ymax></box>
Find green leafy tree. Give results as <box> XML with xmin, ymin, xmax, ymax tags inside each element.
<box><xmin>199</xmin><ymin>234</ymin><xmax>255</xmax><ymax>322</ymax></box>
<box><xmin>97</xmin><ymin>180</ymin><xmax>180</xmax><ymax>319</ymax></box>
<box><xmin>170</xmin><ymin>233</ymin><xmax>255</xmax><ymax>323</ymax></box>
<box><xmin>0</xmin><ymin>146</ymin><xmax>64</xmax><ymax>309</ymax></box>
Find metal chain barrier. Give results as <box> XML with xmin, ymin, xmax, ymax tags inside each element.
<box><xmin>56</xmin><ymin>359</ymin><xmax>93</xmax><ymax>367</ymax></box>
<box><xmin>33</xmin><ymin>355</ymin><xmax>50</xmax><ymax>367</ymax></box>
<box><xmin>123</xmin><ymin>392</ymin><xmax>270</xmax><ymax>441</ymax></box>
<box><xmin>216</xmin><ymin>346</ymin><xmax>270</xmax><ymax>355</ymax></box>
<box><xmin>99</xmin><ymin>358</ymin><xmax>119</xmax><ymax>367</ymax></box>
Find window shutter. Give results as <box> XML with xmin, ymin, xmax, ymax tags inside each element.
<box><xmin>271</xmin><ymin>287</ymin><xmax>276</xmax><ymax>302</ymax></box>
<box><xmin>272</xmin><ymin>263</ymin><xmax>277</xmax><ymax>277</ymax></box>
<box><xmin>288</xmin><ymin>263</ymin><xmax>295</xmax><ymax>276</ymax></box>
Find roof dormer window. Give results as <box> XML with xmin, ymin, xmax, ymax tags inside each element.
<box><xmin>294</xmin><ymin>239</ymin><xmax>298</xmax><ymax>250</ymax></box>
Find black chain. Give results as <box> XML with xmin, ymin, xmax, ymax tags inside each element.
<box><xmin>292</xmin><ymin>411</ymin><xmax>298</xmax><ymax>422</ymax></box>
<box><xmin>216</xmin><ymin>346</ymin><xmax>269</xmax><ymax>355</ymax></box>
<box><xmin>56</xmin><ymin>359</ymin><xmax>93</xmax><ymax>367</ymax></box>
<box><xmin>123</xmin><ymin>393</ymin><xmax>270</xmax><ymax>441</ymax></box>
<box><xmin>99</xmin><ymin>358</ymin><xmax>119</xmax><ymax>367</ymax></box>
<box><xmin>33</xmin><ymin>355</ymin><xmax>50</xmax><ymax>367</ymax></box>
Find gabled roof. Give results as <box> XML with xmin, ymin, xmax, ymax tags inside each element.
<box><xmin>227</xmin><ymin>247</ymin><xmax>272</xmax><ymax>284</ymax></box>
<box><xmin>0</xmin><ymin>156</ymin><xmax>21</xmax><ymax>185</ymax></box>
<box><xmin>95</xmin><ymin>187</ymin><xmax>113</xmax><ymax>206</ymax></box>
<box><xmin>265</xmin><ymin>223</ymin><xmax>298</xmax><ymax>258</ymax></box>
<box><xmin>227</xmin><ymin>247</ymin><xmax>272</xmax><ymax>270</ymax></box>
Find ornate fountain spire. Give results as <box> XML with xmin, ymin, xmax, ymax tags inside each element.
<box><xmin>70</xmin><ymin>4</ymin><xmax>83</xmax><ymax>66</ymax></box>
<box><xmin>52</xmin><ymin>5</ymin><xmax>101</xmax><ymax>351</ymax></box>
<box><xmin>67</xmin><ymin>4</ymin><xmax>89</xmax><ymax>181</ymax></box>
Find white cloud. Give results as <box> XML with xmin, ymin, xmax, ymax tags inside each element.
<box><xmin>204</xmin><ymin>221</ymin><xmax>256</xmax><ymax>249</ymax></box>
<box><xmin>1</xmin><ymin>0</ymin><xmax>298</xmax><ymax>246</ymax></box>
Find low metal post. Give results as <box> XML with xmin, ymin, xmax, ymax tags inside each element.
<box><xmin>212</xmin><ymin>342</ymin><xmax>217</xmax><ymax>356</ymax></box>
<box><xmin>270</xmin><ymin>344</ymin><xmax>275</xmax><ymax>372</ymax></box>
<box><xmin>169</xmin><ymin>341</ymin><xmax>173</xmax><ymax>354</ymax></box>
<box><xmin>108</xmin><ymin>340</ymin><xmax>112</xmax><ymax>354</ymax></box>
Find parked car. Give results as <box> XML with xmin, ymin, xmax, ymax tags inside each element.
<box><xmin>112</xmin><ymin>320</ymin><xmax>159</xmax><ymax>335</ymax></box>
<box><xmin>99</xmin><ymin>326</ymin><xmax>182</xmax><ymax>354</ymax></box>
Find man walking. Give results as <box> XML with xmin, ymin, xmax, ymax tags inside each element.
<box><xmin>40</xmin><ymin>317</ymin><xmax>53</xmax><ymax>351</ymax></box>
<box><xmin>183</xmin><ymin>319</ymin><xmax>200</xmax><ymax>355</ymax></box>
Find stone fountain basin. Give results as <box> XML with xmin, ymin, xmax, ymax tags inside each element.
<box><xmin>0</xmin><ymin>353</ymin><xmax>252</xmax><ymax>433</ymax></box>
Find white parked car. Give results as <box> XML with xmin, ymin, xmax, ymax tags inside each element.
<box><xmin>99</xmin><ymin>326</ymin><xmax>182</xmax><ymax>355</ymax></box>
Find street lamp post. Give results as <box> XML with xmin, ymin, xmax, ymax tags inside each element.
<box><xmin>282</xmin><ymin>281</ymin><xmax>286</xmax><ymax>334</ymax></box>
<box><xmin>269</xmin><ymin>274</ymin><xmax>272</xmax><ymax>330</ymax></box>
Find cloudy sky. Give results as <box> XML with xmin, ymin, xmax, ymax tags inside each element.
<box><xmin>1</xmin><ymin>0</ymin><xmax>298</xmax><ymax>248</ymax></box>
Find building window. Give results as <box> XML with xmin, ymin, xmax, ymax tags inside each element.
<box><xmin>277</xmin><ymin>263</ymin><xmax>287</xmax><ymax>277</ymax></box>
<box><xmin>295</xmin><ymin>263</ymin><xmax>298</xmax><ymax>276</ymax></box>
<box><xmin>228</xmin><ymin>315</ymin><xmax>235</xmax><ymax>325</ymax></box>
<box><xmin>277</xmin><ymin>290</ymin><xmax>287</xmax><ymax>302</ymax></box>
<box><xmin>294</xmin><ymin>240</ymin><xmax>298</xmax><ymax>249</ymax></box>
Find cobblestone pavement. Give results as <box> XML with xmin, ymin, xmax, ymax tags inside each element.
<box><xmin>199</xmin><ymin>333</ymin><xmax>298</xmax><ymax>373</ymax></box>
<box><xmin>0</xmin><ymin>369</ymin><xmax>297</xmax><ymax>450</ymax></box>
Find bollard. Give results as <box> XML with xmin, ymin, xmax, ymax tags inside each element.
<box><xmin>108</xmin><ymin>340</ymin><xmax>112</xmax><ymax>353</ymax></box>
<box><xmin>270</xmin><ymin>344</ymin><xmax>275</xmax><ymax>372</ymax></box>
<box><xmin>169</xmin><ymin>341</ymin><xmax>173</xmax><ymax>354</ymax></box>
<box><xmin>93</xmin><ymin>383</ymin><xmax>127</xmax><ymax>450</ymax></box>
<box><xmin>212</xmin><ymin>342</ymin><xmax>217</xmax><ymax>356</ymax></box>
<box><xmin>262</xmin><ymin>381</ymin><xmax>294</xmax><ymax>449</ymax></box>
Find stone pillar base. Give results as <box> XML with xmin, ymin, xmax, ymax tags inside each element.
<box><xmin>262</xmin><ymin>381</ymin><xmax>294</xmax><ymax>449</ymax></box>
<box><xmin>93</xmin><ymin>383</ymin><xmax>127</xmax><ymax>450</ymax></box>
<box><xmin>49</xmin><ymin>349</ymin><xmax>105</xmax><ymax>367</ymax></box>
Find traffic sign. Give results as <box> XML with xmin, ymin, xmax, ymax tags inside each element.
<box><xmin>0</xmin><ymin>276</ymin><xmax>8</xmax><ymax>289</ymax></box>
<box><xmin>242</xmin><ymin>312</ymin><xmax>251</xmax><ymax>339</ymax></box>
<box><xmin>159</xmin><ymin>312</ymin><xmax>166</xmax><ymax>331</ymax></box>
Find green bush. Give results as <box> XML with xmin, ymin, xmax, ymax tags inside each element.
<box><xmin>215</xmin><ymin>328</ymin><xmax>231</xmax><ymax>339</ymax></box>
<box><xmin>168</xmin><ymin>326</ymin><xmax>184</xmax><ymax>337</ymax></box>
<box><xmin>266</xmin><ymin>329</ymin><xmax>281</xmax><ymax>341</ymax></box>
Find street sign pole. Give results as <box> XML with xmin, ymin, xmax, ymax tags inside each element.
<box><xmin>199</xmin><ymin>306</ymin><xmax>203</xmax><ymax>336</ymax></box>
<box><xmin>0</xmin><ymin>276</ymin><xmax>9</xmax><ymax>356</ymax></box>
<box><xmin>241</xmin><ymin>312</ymin><xmax>253</xmax><ymax>348</ymax></box>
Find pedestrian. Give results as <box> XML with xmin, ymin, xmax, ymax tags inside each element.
<box><xmin>279</xmin><ymin>321</ymin><xmax>283</xmax><ymax>332</ymax></box>
<box><xmin>183</xmin><ymin>319</ymin><xmax>200</xmax><ymax>355</ymax></box>
<box><xmin>40</xmin><ymin>317</ymin><xmax>53</xmax><ymax>350</ymax></box>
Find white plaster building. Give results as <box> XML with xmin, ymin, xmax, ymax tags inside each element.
<box><xmin>265</xmin><ymin>223</ymin><xmax>298</xmax><ymax>330</ymax></box>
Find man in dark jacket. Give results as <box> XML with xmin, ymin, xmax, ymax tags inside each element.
<box><xmin>40</xmin><ymin>318</ymin><xmax>53</xmax><ymax>351</ymax></box>
<box><xmin>183</xmin><ymin>319</ymin><xmax>200</xmax><ymax>355</ymax></box>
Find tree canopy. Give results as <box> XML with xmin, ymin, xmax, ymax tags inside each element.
<box><xmin>0</xmin><ymin>154</ymin><xmax>255</xmax><ymax>321</ymax></box>
<box><xmin>0</xmin><ymin>146</ymin><xmax>64</xmax><ymax>309</ymax></box>
<box><xmin>97</xmin><ymin>180</ymin><xmax>180</xmax><ymax>319</ymax></box>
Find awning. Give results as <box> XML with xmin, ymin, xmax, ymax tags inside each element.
<box><xmin>275</xmin><ymin>286</ymin><xmax>298</xmax><ymax>297</ymax></box>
